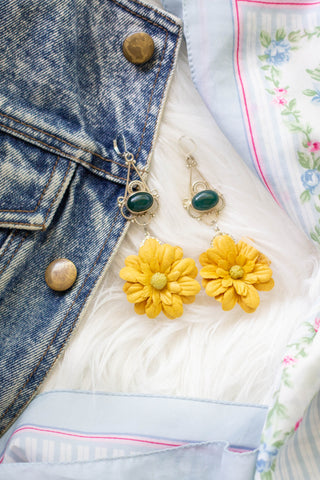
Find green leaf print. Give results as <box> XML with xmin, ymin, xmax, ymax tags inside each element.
<box><xmin>275</xmin><ymin>27</ymin><xmax>286</xmax><ymax>41</ymax></box>
<box><xmin>298</xmin><ymin>151</ymin><xmax>312</xmax><ymax>168</ymax></box>
<box><xmin>288</xmin><ymin>30</ymin><xmax>301</xmax><ymax>42</ymax></box>
<box><xmin>303</xmin><ymin>89</ymin><xmax>317</xmax><ymax>96</ymax></box>
<box><xmin>300</xmin><ymin>190</ymin><xmax>311</xmax><ymax>203</ymax></box>
<box><xmin>261</xmin><ymin>470</ymin><xmax>273</xmax><ymax>480</ymax></box>
<box><xmin>306</xmin><ymin>67</ymin><xmax>320</xmax><ymax>82</ymax></box>
<box><xmin>260</xmin><ymin>30</ymin><xmax>271</xmax><ymax>47</ymax></box>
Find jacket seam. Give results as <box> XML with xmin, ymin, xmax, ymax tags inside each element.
<box><xmin>0</xmin><ymin>112</ymin><xmax>121</xmax><ymax>166</ymax></box>
<box><xmin>0</xmin><ymin>160</ymin><xmax>73</xmax><ymax>230</ymax></box>
<box><xmin>0</xmin><ymin>212</ymin><xmax>121</xmax><ymax>429</ymax></box>
<box><xmin>42</xmin><ymin>160</ymin><xmax>73</xmax><ymax>229</ymax></box>
<box><xmin>111</xmin><ymin>0</ymin><xmax>175</xmax><ymax>29</ymax></box>
<box><xmin>110</xmin><ymin>0</ymin><xmax>169</xmax><ymax>161</ymax></box>
<box><xmin>0</xmin><ymin>123</ymin><xmax>127</xmax><ymax>182</ymax></box>
<box><xmin>126</xmin><ymin>0</ymin><xmax>177</xmax><ymax>25</ymax></box>
<box><xmin>135</xmin><ymin>29</ymin><xmax>168</xmax><ymax>159</ymax></box>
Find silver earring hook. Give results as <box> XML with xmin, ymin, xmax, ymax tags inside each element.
<box><xmin>113</xmin><ymin>133</ymin><xmax>134</xmax><ymax>163</ymax></box>
<box><xmin>113</xmin><ymin>133</ymin><xmax>128</xmax><ymax>157</ymax></box>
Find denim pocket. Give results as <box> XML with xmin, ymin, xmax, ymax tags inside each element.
<box><xmin>0</xmin><ymin>130</ymin><xmax>77</xmax><ymax>231</ymax></box>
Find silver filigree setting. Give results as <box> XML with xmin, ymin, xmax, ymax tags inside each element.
<box><xmin>114</xmin><ymin>135</ymin><xmax>159</xmax><ymax>227</ymax></box>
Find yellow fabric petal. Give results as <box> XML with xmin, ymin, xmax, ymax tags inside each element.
<box><xmin>162</xmin><ymin>295</ymin><xmax>183</xmax><ymax>319</ymax></box>
<box><xmin>237</xmin><ymin>240</ymin><xmax>259</xmax><ymax>261</ymax></box>
<box><xmin>233</xmin><ymin>280</ymin><xmax>248</xmax><ymax>296</ymax></box>
<box><xmin>205</xmin><ymin>279</ymin><xmax>227</xmax><ymax>297</ymax></box>
<box><xmin>167</xmin><ymin>282</ymin><xmax>181</xmax><ymax>293</ymax></box>
<box><xmin>171</xmin><ymin>258</ymin><xmax>198</xmax><ymax>279</ymax></box>
<box><xmin>200</xmin><ymin>265</ymin><xmax>219</xmax><ymax>279</ymax></box>
<box><xmin>238</xmin><ymin>297</ymin><xmax>256</xmax><ymax>313</ymax></box>
<box><xmin>240</xmin><ymin>284</ymin><xmax>260</xmax><ymax>310</ymax></box>
<box><xmin>252</xmin><ymin>263</ymin><xmax>273</xmax><ymax>283</ymax></box>
<box><xmin>167</xmin><ymin>270</ymin><xmax>180</xmax><ymax>282</ymax></box>
<box><xmin>181</xmin><ymin>295</ymin><xmax>196</xmax><ymax>304</ymax></box>
<box><xmin>257</xmin><ymin>253</ymin><xmax>271</xmax><ymax>265</ymax></box>
<box><xmin>199</xmin><ymin>251</ymin><xmax>211</xmax><ymax>267</ymax></box>
<box><xmin>134</xmin><ymin>301</ymin><xmax>147</xmax><ymax>315</ymax></box>
<box><xmin>227</xmin><ymin>252</ymin><xmax>236</xmax><ymax>265</ymax></box>
<box><xmin>177</xmin><ymin>277</ymin><xmax>201</xmax><ymax>296</ymax></box>
<box><xmin>243</xmin><ymin>272</ymin><xmax>258</xmax><ymax>284</ymax></box>
<box><xmin>145</xmin><ymin>298</ymin><xmax>162</xmax><ymax>318</ymax></box>
<box><xmin>157</xmin><ymin>243</ymin><xmax>178</xmax><ymax>273</ymax></box>
<box><xmin>235</xmin><ymin>254</ymin><xmax>246</xmax><ymax>266</ymax></box>
<box><xmin>140</xmin><ymin>261</ymin><xmax>153</xmax><ymax>275</ymax></box>
<box><xmin>124</xmin><ymin>255</ymin><xmax>140</xmax><ymax>269</ymax></box>
<box><xmin>222</xmin><ymin>278</ymin><xmax>233</xmax><ymax>288</ymax></box>
<box><xmin>212</xmin><ymin>235</ymin><xmax>237</xmax><ymax>260</ymax></box>
<box><xmin>123</xmin><ymin>283</ymin><xmax>143</xmax><ymax>294</ymax></box>
<box><xmin>221</xmin><ymin>287</ymin><xmax>237</xmax><ymax>311</ymax></box>
<box><xmin>216</xmin><ymin>267</ymin><xmax>229</xmax><ymax>278</ymax></box>
<box><xmin>126</xmin><ymin>285</ymin><xmax>150</xmax><ymax>303</ymax></box>
<box><xmin>160</xmin><ymin>289</ymin><xmax>173</xmax><ymax>305</ymax></box>
<box><xmin>119</xmin><ymin>267</ymin><xmax>145</xmax><ymax>283</ymax></box>
<box><xmin>139</xmin><ymin>238</ymin><xmax>160</xmax><ymax>264</ymax></box>
<box><xmin>243</xmin><ymin>260</ymin><xmax>257</xmax><ymax>274</ymax></box>
<box><xmin>217</xmin><ymin>259</ymin><xmax>231</xmax><ymax>270</ymax></box>
<box><xmin>255</xmin><ymin>278</ymin><xmax>275</xmax><ymax>291</ymax></box>
<box><xmin>152</xmin><ymin>289</ymin><xmax>161</xmax><ymax>305</ymax></box>
<box><xmin>202</xmin><ymin>278</ymin><xmax>209</xmax><ymax>289</ymax></box>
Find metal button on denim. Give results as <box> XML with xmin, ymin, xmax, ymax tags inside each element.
<box><xmin>122</xmin><ymin>32</ymin><xmax>154</xmax><ymax>65</ymax></box>
<box><xmin>45</xmin><ymin>259</ymin><xmax>77</xmax><ymax>292</ymax></box>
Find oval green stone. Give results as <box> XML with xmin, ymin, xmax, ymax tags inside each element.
<box><xmin>127</xmin><ymin>192</ymin><xmax>154</xmax><ymax>213</ymax></box>
<box><xmin>192</xmin><ymin>189</ymin><xmax>219</xmax><ymax>211</ymax></box>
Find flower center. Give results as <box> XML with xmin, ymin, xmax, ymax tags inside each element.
<box><xmin>150</xmin><ymin>272</ymin><xmax>167</xmax><ymax>290</ymax></box>
<box><xmin>229</xmin><ymin>265</ymin><xmax>244</xmax><ymax>280</ymax></box>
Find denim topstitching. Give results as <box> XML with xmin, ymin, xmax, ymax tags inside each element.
<box><xmin>0</xmin><ymin>159</ymin><xmax>73</xmax><ymax>230</ymax></box>
<box><xmin>0</xmin><ymin>122</ymin><xmax>127</xmax><ymax>182</ymax></box>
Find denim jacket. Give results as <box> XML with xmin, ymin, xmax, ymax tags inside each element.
<box><xmin>0</xmin><ymin>0</ymin><xmax>182</xmax><ymax>435</ymax></box>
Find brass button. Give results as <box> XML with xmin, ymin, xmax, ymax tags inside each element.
<box><xmin>122</xmin><ymin>32</ymin><xmax>154</xmax><ymax>65</ymax></box>
<box><xmin>45</xmin><ymin>258</ymin><xmax>77</xmax><ymax>292</ymax></box>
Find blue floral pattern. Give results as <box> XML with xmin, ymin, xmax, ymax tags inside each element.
<box><xmin>301</xmin><ymin>169</ymin><xmax>320</xmax><ymax>194</ymax></box>
<box><xmin>265</xmin><ymin>40</ymin><xmax>291</xmax><ymax>65</ymax></box>
<box><xmin>256</xmin><ymin>443</ymin><xmax>279</xmax><ymax>473</ymax></box>
<box><xmin>312</xmin><ymin>87</ymin><xmax>320</xmax><ymax>103</ymax></box>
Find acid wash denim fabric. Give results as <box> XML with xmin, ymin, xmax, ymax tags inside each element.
<box><xmin>0</xmin><ymin>0</ymin><xmax>182</xmax><ymax>435</ymax></box>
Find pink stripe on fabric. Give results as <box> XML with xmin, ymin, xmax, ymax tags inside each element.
<box><xmin>234</xmin><ymin>0</ymin><xmax>320</xmax><ymax>201</ymax></box>
<box><xmin>239</xmin><ymin>0</ymin><xmax>320</xmax><ymax>6</ymax></box>
<box><xmin>234</xmin><ymin>0</ymin><xmax>278</xmax><ymax>201</ymax></box>
<box><xmin>0</xmin><ymin>425</ymin><xmax>183</xmax><ymax>463</ymax></box>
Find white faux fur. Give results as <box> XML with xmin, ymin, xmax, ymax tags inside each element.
<box><xmin>41</xmin><ymin>38</ymin><xmax>320</xmax><ymax>407</ymax></box>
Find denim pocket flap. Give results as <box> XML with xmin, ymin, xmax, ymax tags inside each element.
<box><xmin>0</xmin><ymin>130</ymin><xmax>77</xmax><ymax>231</ymax></box>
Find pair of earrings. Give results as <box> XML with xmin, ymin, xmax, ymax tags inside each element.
<box><xmin>115</xmin><ymin>135</ymin><xmax>274</xmax><ymax>320</ymax></box>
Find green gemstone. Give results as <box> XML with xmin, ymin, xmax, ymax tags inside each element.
<box><xmin>192</xmin><ymin>190</ymin><xmax>219</xmax><ymax>211</ymax></box>
<box><xmin>127</xmin><ymin>192</ymin><xmax>154</xmax><ymax>213</ymax></box>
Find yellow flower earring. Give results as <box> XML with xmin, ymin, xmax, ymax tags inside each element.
<box><xmin>114</xmin><ymin>135</ymin><xmax>200</xmax><ymax>320</ymax></box>
<box><xmin>179</xmin><ymin>136</ymin><xmax>274</xmax><ymax>314</ymax></box>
